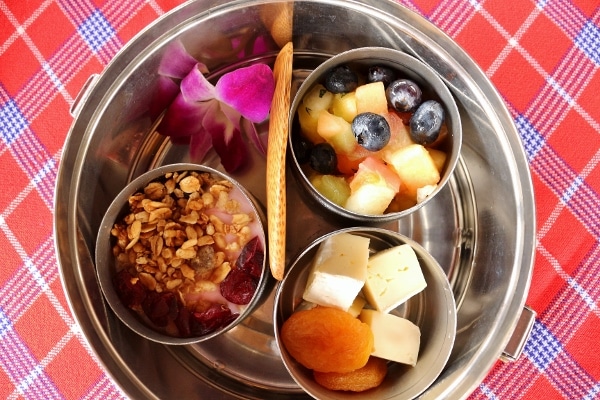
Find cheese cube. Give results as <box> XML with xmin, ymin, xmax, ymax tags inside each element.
<box><xmin>302</xmin><ymin>233</ymin><xmax>370</xmax><ymax>311</ymax></box>
<box><xmin>359</xmin><ymin>309</ymin><xmax>420</xmax><ymax>366</ymax></box>
<box><xmin>347</xmin><ymin>295</ymin><xmax>367</xmax><ymax>318</ymax></box>
<box><xmin>362</xmin><ymin>244</ymin><xmax>427</xmax><ymax>313</ymax></box>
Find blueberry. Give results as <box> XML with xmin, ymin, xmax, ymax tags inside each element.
<box><xmin>351</xmin><ymin>112</ymin><xmax>391</xmax><ymax>152</ymax></box>
<box><xmin>386</xmin><ymin>79</ymin><xmax>422</xmax><ymax>112</ymax></box>
<box><xmin>367</xmin><ymin>66</ymin><xmax>396</xmax><ymax>87</ymax></box>
<box><xmin>324</xmin><ymin>65</ymin><xmax>358</xmax><ymax>94</ymax></box>
<box><xmin>309</xmin><ymin>143</ymin><xmax>338</xmax><ymax>174</ymax></box>
<box><xmin>292</xmin><ymin>133</ymin><xmax>313</xmax><ymax>164</ymax></box>
<box><xmin>409</xmin><ymin>100</ymin><xmax>445</xmax><ymax>145</ymax></box>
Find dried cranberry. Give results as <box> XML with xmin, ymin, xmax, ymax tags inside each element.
<box><xmin>175</xmin><ymin>304</ymin><xmax>191</xmax><ymax>337</ymax></box>
<box><xmin>113</xmin><ymin>269</ymin><xmax>147</xmax><ymax>308</ymax></box>
<box><xmin>141</xmin><ymin>291</ymin><xmax>179</xmax><ymax>327</ymax></box>
<box><xmin>236</xmin><ymin>236</ymin><xmax>264</xmax><ymax>279</ymax></box>
<box><xmin>189</xmin><ymin>304</ymin><xmax>238</xmax><ymax>336</ymax></box>
<box><xmin>220</xmin><ymin>268</ymin><xmax>258</xmax><ymax>305</ymax></box>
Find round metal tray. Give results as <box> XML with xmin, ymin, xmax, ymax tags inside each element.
<box><xmin>54</xmin><ymin>1</ymin><xmax>535</xmax><ymax>399</ymax></box>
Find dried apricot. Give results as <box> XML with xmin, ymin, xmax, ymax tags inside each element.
<box><xmin>314</xmin><ymin>356</ymin><xmax>388</xmax><ymax>392</ymax></box>
<box><xmin>281</xmin><ymin>307</ymin><xmax>373</xmax><ymax>373</ymax></box>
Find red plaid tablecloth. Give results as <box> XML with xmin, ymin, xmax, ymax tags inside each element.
<box><xmin>1</xmin><ymin>0</ymin><xmax>599</xmax><ymax>398</ymax></box>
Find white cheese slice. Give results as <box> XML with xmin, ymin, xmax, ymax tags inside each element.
<box><xmin>347</xmin><ymin>295</ymin><xmax>367</xmax><ymax>317</ymax></box>
<box><xmin>302</xmin><ymin>233</ymin><xmax>370</xmax><ymax>311</ymax></box>
<box><xmin>362</xmin><ymin>244</ymin><xmax>427</xmax><ymax>313</ymax></box>
<box><xmin>359</xmin><ymin>309</ymin><xmax>420</xmax><ymax>366</ymax></box>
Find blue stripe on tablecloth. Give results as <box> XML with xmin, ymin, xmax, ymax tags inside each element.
<box><xmin>41</xmin><ymin>63</ymin><xmax>64</xmax><ymax>92</ymax></box>
<box><xmin>561</xmin><ymin>176</ymin><xmax>584</xmax><ymax>204</ymax></box>
<box><xmin>0</xmin><ymin>308</ymin><xmax>62</xmax><ymax>399</ymax></box>
<box><xmin>531</xmin><ymin>143</ymin><xmax>600</xmax><ymax>237</ymax></box>
<box><xmin>541</xmin><ymin>0</ymin><xmax>589</xmax><ymax>40</ymax></box>
<box><xmin>575</xmin><ymin>21</ymin><xmax>600</xmax><ymax>66</ymax></box>
<box><xmin>0</xmin><ymin>100</ymin><xmax>28</xmax><ymax>145</ymax></box>
<box><xmin>515</xmin><ymin>114</ymin><xmax>545</xmax><ymax>161</ymax></box>
<box><xmin>524</xmin><ymin>321</ymin><xmax>562</xmax><ymax>371</ymax></box>
<box><xmin>584</xmin><ymin>382</ymin><xmax>600</xmax><ymax>400</ymax></box>
<box><xmin>4</xmin><ymin>129</ymin><xmax>56</xmax><ymax>209</ymax></box>
<box><xmin>0</xmin><ymin>231</ymin><xmax>56</xmax><ymax>322</ymax></box>
<box><xmin>77</xmin><ymin>10</ymin><xmax>116</xmax><ymax>52</ymax></box>
<box><xmin>0</xmin><ymin>307</ymin><xmax>10</xmax><ymax>338</ymax></box>
<box><xmin>477</xmin><ymin>383</ymin><xmax>498</xmax><ymax>399</ymax></box>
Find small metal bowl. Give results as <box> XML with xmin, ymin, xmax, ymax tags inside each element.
<box><xmin>289</xmin><ymin>47</ymin><xmax>462</xmax><ymax>223</ymax></box>
<box><xmin>273</xmin><ymin>227</ymin><xmax>456</xmax><ymax>399</ymax></box>
<box><xmin>95</xmin><ymin>163</ymin><xmax>269</xmax><ymax>345</ymax></box>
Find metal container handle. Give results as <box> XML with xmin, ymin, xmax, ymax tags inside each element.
<box><xmin>70</xmin><ymin>74</ymin><xmax>99</xmax><ymax>118</ymax></box>
<box><xmin>500</xmin><ymin>305</ymin><xmax>536</xmax><ymax>362</ymax></box>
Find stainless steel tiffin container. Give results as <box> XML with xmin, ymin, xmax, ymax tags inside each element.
<box><xmin>54</xmin><ymin>0</ymin><xmax>536</xmax><ymax>398</ymax></box>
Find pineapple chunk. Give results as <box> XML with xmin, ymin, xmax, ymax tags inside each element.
<box><xmin>317</xmin><ymin>110</ymin><xmax>356</xmax><ymax>154</ymax></box>
<box><xmin>427</xmin><ymin>148</ymin><xmax>447</xmax><ymax>172</ymax></box>
<box><xmin>298</xmin><ymin>105</ymin><xmax>324</xmax><ymax>144</ymax></box>
<box><xmin>332</xmin><ymin>92</ymin><xmax>358</xmax><ymax>122</ymax></box>
<box><xmin>355</xmin><ymin>81</ymin><xmax>387</xmax><ymax>115</ymax></box>
<box><xmin>298</xmin><ymin>84</ymin><xmax>334</xmax><ymax>144</ymax></box>
<box><xmin>310</xmin><ymin>174</ymin><xmax>351</xmax><ymax>206</ymax></box>
<box><xmin>302</xmin><ymin>84</ymin><xmax>333</xmax><ymax>112</ymax></box>
<box><xmin>383</xmin><ymin>144</ymin><xmax>440</xmax><ymax>198</ymax></box>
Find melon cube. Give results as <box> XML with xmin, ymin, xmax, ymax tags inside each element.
<box><xmin>355</xmin><ymin>81</ymin><xmax>387</xmax><ymax>115</ymax></box>
<box><xmin>387</xmin><ymin>190</ymin><xmax>417</xmax><ymax>212</ymax></box>
<box><xmin>344</xmin><ymin>157</ymin><xmax>401</xmax><ymax>215</ymax></box>
<box><xmin>317</xmin><ymin>110</ymin><xmax>356</xmax><ymax>154</ymax></box>
<box><xmin>383</xmin><ymin>144</ymin><xmax>441</xmax><ymax>198</ymax></box>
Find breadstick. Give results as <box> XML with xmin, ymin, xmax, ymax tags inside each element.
<box><xmin>267</xmin><ymin>42</ymin><xmax>293</xmax><ymax>281</ymax></box>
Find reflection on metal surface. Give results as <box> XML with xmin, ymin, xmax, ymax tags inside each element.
<box><xmin>70</xmin><ymin>74</ymin><xmax>99</xmax><ymax>117</ymax></box>
<box><xmin>501</xmin><ymin>305</ymin><xmax>537</xmax><ymax>362</ymax></box>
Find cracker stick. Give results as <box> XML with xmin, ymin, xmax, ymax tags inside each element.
<box><xmin>267</xmin><ymin>42</ymin><xmax>293</xmax><ymax>281</ymax></box>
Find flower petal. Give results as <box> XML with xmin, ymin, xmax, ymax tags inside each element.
<box><xmin>157</xmin><ymin>92</ymin><xmax>208</xmax><ymax>138</ymax></box>
<box><xmin>159</xmin><ymin>41</ymin><xmax>207</xmax><ymax>79</ymax></box>
<box><xmin>180</xmin><ymin>64</ymin><xmax>217</xmax><ymax>102</ymax></box>
<box><xmin>202</xmin><ymin>103</ymin><xmax>248</xmax><ymax>172</ymax></box>
<box><xmin>215</xmin><ymin>63</ymin><xmax>275</xmax><ymax>123</ymax></box>
<box><xmin>149</xmin><ymin>76</ymin><xmax>181</xmax><ymax>120</ymax></box>
<box><xmin>189</xmin><ymin>126</ymin><xmax>213</xmax><ymax>162</ymax></box>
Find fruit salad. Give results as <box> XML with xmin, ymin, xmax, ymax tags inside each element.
<box><xmin>293</xmin><ymin>63</ymin><xmax>449</xmax><ymax>215</ymax></box>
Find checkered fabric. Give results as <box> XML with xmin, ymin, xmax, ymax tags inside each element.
<box><xmin>1</xmin><ymin>0</ymin><xmax>599</xmax><ymax>398</ymax></box>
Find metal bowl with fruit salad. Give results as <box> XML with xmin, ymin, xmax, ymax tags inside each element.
<box><xmin>95</xmin><ymin>163</ymin><xmax>270</xmax><ymax>345</ymax></box>
<box><xmin>274</xmin><ymin>227</ymin><xmax>457</xmax><ymax>400</ymax></box>
<box><xmin>289</xmin><ymin>47</ymin><xmax>462</xmax><ymax>223</ymax></box>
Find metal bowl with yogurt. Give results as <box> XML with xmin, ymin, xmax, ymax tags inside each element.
<box><xmin>95</xmin><ymin>163</ymin><xmax>269</xmax><ymax>345</ymax></box>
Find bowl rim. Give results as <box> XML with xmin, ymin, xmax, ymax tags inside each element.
<box><xmin>94</xmin><ymin>162</ymin><xmax>269</xmax><ymax>345</ymax></box>
<box><xmin>273</xmin><ymin>226</ymin><xmax>457</xmax><ymax>399</ymax></box>
<box><xmin>288</xmin><ymin>46</ymin><xmax>463</xmax><ymax>222</ymax></box>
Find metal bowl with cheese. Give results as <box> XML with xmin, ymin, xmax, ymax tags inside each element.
<box><xmin>273</xmin><ymin>227</ymin><xmax>456</xmax><ymax>399</ymax></box>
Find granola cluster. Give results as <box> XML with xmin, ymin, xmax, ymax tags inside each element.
<box><xmin>111</xmin><ymin>170</ymin><xmax>257</xmax><ymax>313</ymax></box>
